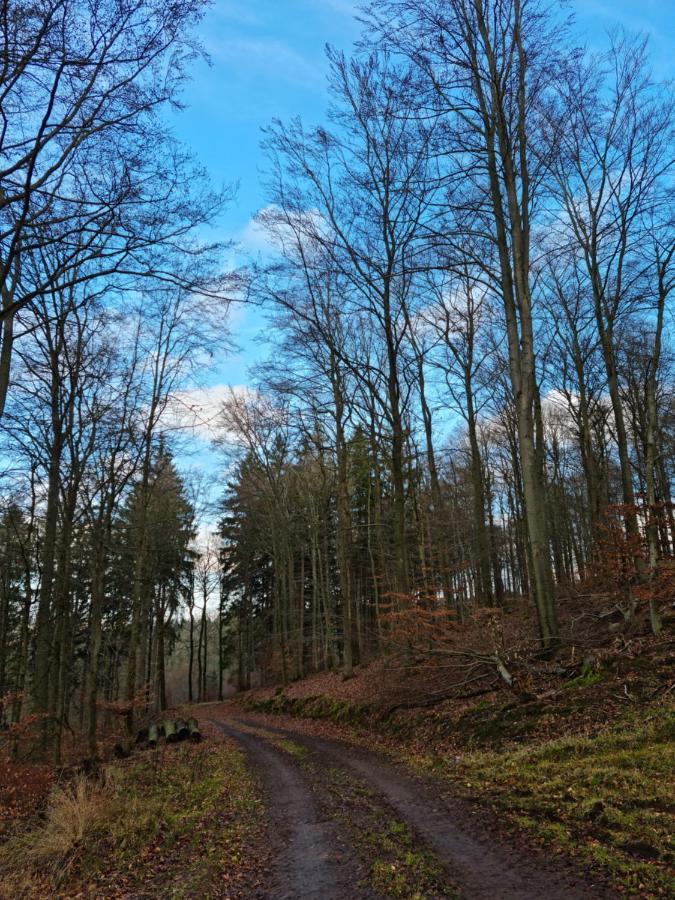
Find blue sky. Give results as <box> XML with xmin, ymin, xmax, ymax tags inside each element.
<box><xmin>177</xmin><ymin>1</ymin><xmax>361</xmax><ymax>215</ymax></box>
<box><xmin>168</xmin><ymin>1</ymin><xmax>361</xmax><ymax>396</ymax></box>
<box><xmin>167</xmin><ymin>0</ymin><xmax>674</xmax><ymax>486</ymax></box>
<box><xmin>175</xmin><ymin>0</ymin><xmax>673</xmax><ymax>233</ymax></box>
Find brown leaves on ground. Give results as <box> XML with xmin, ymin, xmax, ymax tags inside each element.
<box><xmin>0</xmin><ymin>738</ymin><xmax>270</xmax><ymax>899</ymax></box>
<box><xmin>240</xmin><ymin>583</ymin><xmax>673</xmax><ymax>749</ymax></box>
<box><xmin>222</xmin><ymin>587</ymin><xmax>673</xmax><ymax>899</ymax></box>
<box><xmin>0</xmin><ymin>753</ymin><xmax>54</xmax><ymax>842</ymax></box>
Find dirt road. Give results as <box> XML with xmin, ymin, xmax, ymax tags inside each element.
<box><xmin>208</xmin><ymin>709</ymin><xmax>611</xmax><ymax>900</ymax></box>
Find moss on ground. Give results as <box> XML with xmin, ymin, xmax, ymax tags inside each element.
<box><xmin>411</xmin><ymin>704</ymin><xmax>674</xmax><ymax>899</ymax></box>
<box><xmin>274</xmin><ymin>737</ymin><xmax>308</xmax><ymax>758</ymax></box>
<box><xmin>244</xmin><ymin>691</ymin><xmax>374</xmax><ymax>725</ymax></box>
<box><xmin>243</xmin><ymin>680</ymin><xmax>674</xmax><ymax>898</ymax></box>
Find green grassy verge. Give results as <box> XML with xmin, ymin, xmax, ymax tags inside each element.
<box><xmin>243</xmin><ymin>684</ymin><xmax>675</xmax><ymax>898</ymax></box>
<box><xmin>0</xmin><ymin>741</ymin><xmax>265</xmax><ymax>899</ymax></box>
<box><xmin>244</xmin><ymin>690</ymin><xmax>373</xmax><ymax>724</ymax></box>
<box><xmin>411</xmin><ymin>704</ymin><xmax>675</xmax><ymax>898</ymax></box>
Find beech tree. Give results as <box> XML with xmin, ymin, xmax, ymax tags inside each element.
<box><xmin>216</xmin><ymin>6</ymin><xmax>673</xmax><ymax>681</ymax></box>
<box><xmin>0</xmin><ymin>0</ymin><xmax>227</xmax><ymax>417</ymax></box>
<box><xmin>362</xmin><ymin>0</ymin><xmax>563</xmax><ymax>650</ymax></box>
<box><xmin>263</xmin><ymin>51</ymin><xmax>439</xmax><ymax>603</ymax></box>
<box><xmin>548</xmin><ymin>34</ymin><xmax>675</xmax><ymax>557</ymax></box>
<box><xmin>1</xmin><ymin>0</ymin><xmax>672</xmax><ymax>751</ymax></box>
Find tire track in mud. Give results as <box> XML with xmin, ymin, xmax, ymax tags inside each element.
<box><xmin>213</xmin><ymin>712</ymin><xmax>611</xmax><ymax>900</ymax></box>
<box><xmin>211</xmin><ymin>719</ymin><xmax>377</xmax><ymax>900</ymax></box>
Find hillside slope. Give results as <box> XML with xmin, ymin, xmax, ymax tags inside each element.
<box><xmin>234</xmin><ymin>601</ymin><xmax>674</xmax><ymax>898</ymax></box>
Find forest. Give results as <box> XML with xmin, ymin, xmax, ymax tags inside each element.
<box><xmin>220</xmin><ymin>10</ymin><xmax>674</xmax><ymax>687</ymax></box>
<box><xmin>0</xmin><ymin>0</ymin><xmax>673</xmax><ymax>896</ymax></box>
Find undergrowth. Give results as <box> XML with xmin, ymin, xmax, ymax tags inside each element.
<box><xmin>0</xmin><ymin>741</ymin><xmax>265</xmax><ymax>899</ymax></box>
<box><xmin>412</xmin><ymin>703</ymin><xmax>675</xmax><ymax>898</ymax></box>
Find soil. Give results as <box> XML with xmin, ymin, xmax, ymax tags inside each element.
<box><xmin>207</xmin><ymin>707</ymin><xmax>613</xmax><ymax>900</ymax></box>
<box><xmin>213</xmin><ymin>718</ymin><xmax>377</xmax><ymax>900</ymax></box>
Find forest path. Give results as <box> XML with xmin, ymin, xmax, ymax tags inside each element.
<box><xmin>211</xmin><ymin>717</ymin><xmax>377</xmax><ymax>900</ymax></box>
<box><xmin>208</xmin><ymin>709</ymin><xmax>610</xmax><ymax>900</ymax></box>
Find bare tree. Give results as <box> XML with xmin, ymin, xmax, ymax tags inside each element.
<box><xmin>548</xmin><ymin>34</ymin><xmax>674</xmax><ymax>552</ymax></box>
<box><xmin>366</xmin><ymin>0</ymin><xmax>563</xmax><ymax>651</ymax></box>
<box><xmin>0</xmin><ymin>0</ymin><xmax>230</xmax><ymax>417</ymax></box>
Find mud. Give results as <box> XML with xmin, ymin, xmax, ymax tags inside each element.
<box><xmin>210</xmin><ymin>711</ymin><xmax>611</xmax><ymax>900</ymax></box>
<box><xmin>212</xmin><ymin>719</ymin><xmax>377</xmax><ymax>899</ymax></box>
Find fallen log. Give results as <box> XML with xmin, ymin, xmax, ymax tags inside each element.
<box><xmin>188</xmin><ymin>717</ymin><xmax>202</xmax><ymax>743</ymax></box>
<box><xmin>164</xmin><ymin>719</ymin><xmax>177</xmax><ymax>743</ymax></box>
<box><xmin>175</xmin><ymin>719</ymin><xmax>189</xmax><ymax>741</ymax></box>
<box><xmin>148</xmin><ymin>723</ymin><xmax>158</xmax><ymax>748</ymax></box>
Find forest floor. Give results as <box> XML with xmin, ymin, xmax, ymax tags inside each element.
<box><xmin>0</xmin><ymin>691</ymin><xmax>671</xmax><ymax>899</ymax></box>
<box><xmin>0</xmin><ymin>735</ymin><xmax>271</xmax><ymax>898</ymax></box>
<box><xmin>204</xmin><ymin>706</ymin><xmax>615</xmax><ymax>899</ymax></box>
<box><xmin>222</xmin><ymin>599</ymin><xmax>674</xmax><ymax>900</ymax></box>
<box><xmin>0</xmin><ymin>598</ymin><xmax>672</xmax><ymax>898</ymax></box>
<box><xmin>199</xmin><ymin>690</ymin><xmax>673</xmax><ymax>900</ymax></box>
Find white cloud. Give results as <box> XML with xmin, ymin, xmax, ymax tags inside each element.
<box><xmin>206</xmin><ymin>37</ymin><xmax>322</xmax><ymax>87</ymax></box>
<box><xmin>166</xmin><ymin>383</ymin><xmax>258</xmax><ymax>442</ymax></box>
<box><xmin>235</xmin><ymin>205</ymin><xmax>332</xmax><ymax>263</ymax></box>
<box><xmin>237</xmin><ymin>213</ymin><xmax>276</xmax><ymax>256</ymax></box>
<box><xmin>191</xmin><ymin>521</ymin><xmax>222</xmax><ymax>556</ymax></box>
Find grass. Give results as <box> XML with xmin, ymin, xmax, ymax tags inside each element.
<box><xmin>244</xmin><ymin>671</ymin><xmax>674</xmax><ymax>897</ymax></box>
<box><xmin>13</xmin><ymin>768</ymin><xmax>119</xmax><ymax>878</ymax></box>
<box><xmin>0</xmin><ymin>741</ymin><xmax>265</xmax><ymax>899</ymax></box>
<box><xmin>245</xmin><ymin>692</ymin><xmax>372</xmax><ymax>724</ymax></box>
<box><xmin>414</xmin><ymin>704</ymin><xmax>675</xmax><ymax>898</ymax></box>
<box><xmin>321</xmin><ymin>765</ymin><xmax>457</xmax><ymax>899</ymax></box>
<box><xmin>225</xmin><ymin>721</ymin><xmax>310</xmax><ymax>759</ymax></box>
<box><xmin>249</xmin><ymin>729</ymin><xmax>309</xmax><ymax>759</ymax></box>
<box><xmin>274</xmin><ymin>737</ymin><xmax>308</xmax><ymax>758</ymax></box>
<box><xmin>368</xmin><ymin>820</ymin><xmax>450</xmax><ymax>899</ymax></box>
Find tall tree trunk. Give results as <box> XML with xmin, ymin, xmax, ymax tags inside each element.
<box><xmin>382</xmin><ymin>282</ymin><xmax>409</xmax><ymax>597</ymax></box>
<box><xmin>465</xmin><ymin>379</ymin><xmax>493</xmax><ymax>605</ymax></box>
<box><xmin>644</xmin><ymin>254</ymin><xmax>671</xmax><ymax>634</ymax></box>
<box><xmin>218</xmin><ymin>579</ymin><xmax>225</xmax><ymax>701</ymax></box>
<box><xmin>332</xmin><ymin>355</ymin><xmax>354</xmax><ymax>677</ymax></box>
<box><xmin>32</xmin><ymin>440</ymin><xmax>61</xmax><ymax>721</ymax></box>
<box><xmin>126</xmin><ymin>444</ymin><xmax>152</xmax><ymax>732</ymax></box>
<box><xmin>469</xmin><ymin>1</ymin><xmax>558</xmax><ymax>650</ymax></box>
<box><xmin>188</xmin><ymin>593</ymin><xmax>195</xmax><ymax>703</ymax></box>
<box><xmin>85</xmin><ymin>527</ymin><xmax>106</xmax><ymax>755</ymax></box>
<box><xmin>596</xmin><ymin>318</ymin><xmax>640</xmax><ymax>546</ymax></box>
<box><xmin>0</xmin><ymin>257</ymin><xmax>19</xmax><ymax>421</ymax></box>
